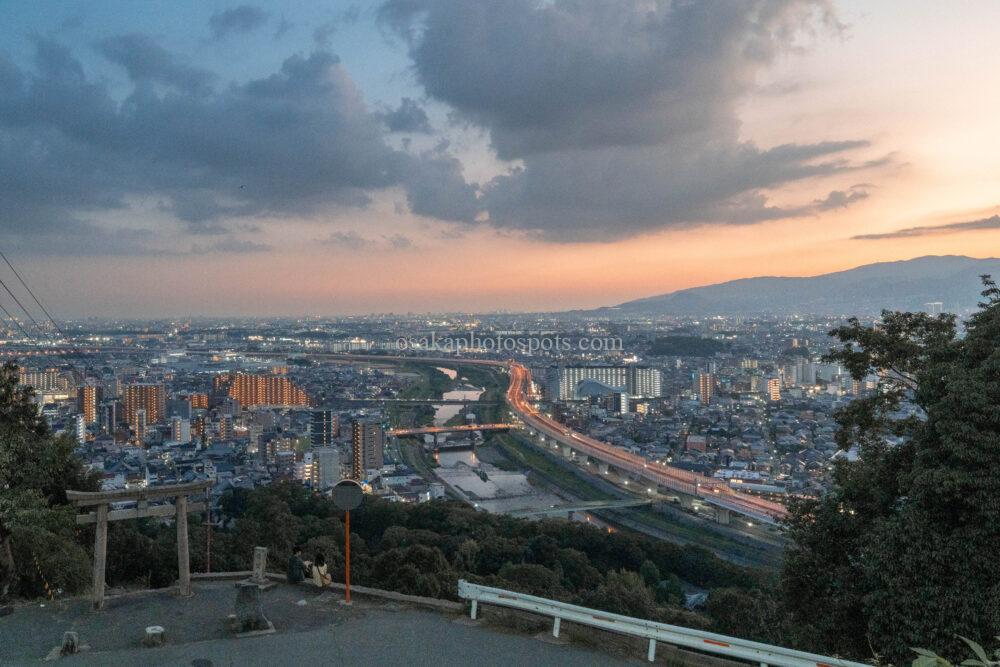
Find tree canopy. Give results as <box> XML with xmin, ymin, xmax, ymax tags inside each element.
<box><xmin>0</xmin><ymin>362</ymin><xmax>97</xmax><ymax>600</ymax></box>
<box><xmin>781</xmin><ymin>278</ymin><xmax>1000</xmax><ymax>662</ymax></box>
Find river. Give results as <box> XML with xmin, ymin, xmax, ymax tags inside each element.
<box><xmin>431</xmin><ymin>367</ymin><xmax>484</xmax><ymax>425</ymax></box>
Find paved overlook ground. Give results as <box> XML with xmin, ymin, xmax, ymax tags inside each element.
<box><xmin>0</xmin><ymin>582</ymin><xmax>623</xmax><ymax>666</ymax></box>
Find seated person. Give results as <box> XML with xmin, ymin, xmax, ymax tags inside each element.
<box><xmin>311</xmin><ymin>553</ymin><xmax>332</xmax><ymax>587</ymax></box>
<box><xmin>287</xmin><ymin>545</ymin><xmax>306</xmax><ymax>584</ymax></box>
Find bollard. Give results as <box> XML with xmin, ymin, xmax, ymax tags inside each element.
<box><xmin>142</xmin><ymin>626</ymin><xmax>166</xmax><ymax>648</ymax></box>
<box><xmin>60</xmin><ymin>631</ymin><xmax>80</xmax><ymax>656</ymax></box>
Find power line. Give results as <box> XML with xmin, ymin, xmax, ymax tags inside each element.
<box><xmin>0</xmin><ymin>248</ymin><xmax>94</xmax><ymax>378</ymax></box>
<box><xmin>0</xmin><ymin>249</ymin><xmax>69</xmax><ymax>341</ymax></box>
<box><xmin>0</xmin><ymin>274</ymin><xmax>55</xmax><ymax>343</ymax></box>
<box><xmin>0</xmin><ymin>298</ymin><xmax>34</xmax><ymax>341</ymax></box>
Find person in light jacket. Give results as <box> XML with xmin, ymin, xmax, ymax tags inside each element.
<box><xmin>311</xmin><ymin>552</ymin><xmax>332</xmax><ymax>587</ymax></box>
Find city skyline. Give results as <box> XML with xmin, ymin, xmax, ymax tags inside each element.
<box><xmin>2</xmin><ymin>1</ymin><xmax>999</xmax><ymax>316</ymax></box>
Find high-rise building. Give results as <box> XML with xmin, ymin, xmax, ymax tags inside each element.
<box><xmin>221</xmin><ymin>396</ymin><xmax>241</xmax><ymax>417</ymax></box>
<box><xmin>217</xmin><ymin>415</ymin><xmax>233</xmax><ymax>441</ymax></box>
<box><xmin>189</xmin><ymin>392</ymin><xmax>209</xmax><ymax>410</ymax></box>
<box><xmin>800</xmin><ymin>362</ymin><xmax>817</xmax><ymax>386</ymax></box>
<box><xmin>557</xmin><ymin>366</ymin><xmax>662</xmax><ymax>400</ymax></box>
<box><xmin>697</xmin><ymin>372</ymin><xmax>714</xmax><ymax>405</ymax></box>
<box><xmin>171</xmin><ymin>417</ymin><xmax>191</xmax><ymax>444</ymax></box>
<box><xmin>135</xmin><ymin>408</ymin><xmax>148</xmax><ymax>441</ymax></box>
<box><xmin>18</xmin><ymin>367</ymin><xmax>66</xmax><ymax>392</ymax></box>
<box><xmin>192</xmin><ymin>415</ymin><xmax>208</xmax><ymax>447</ymax></box>
<box><xmin>74</xmin><ymin>414</ymin><xmax>87</xmax><ymax>444</ymax></box>
<box><xmin>767</xmin><ymin>377</ymin><xmax>782</xmax><ymax>402</ymax></box>
<box><xmin>781</xmin><ymin>363</ymin><xmax>800</xmax><ymax>387</ymax></box>
<box><xmin>122</xmin><ymin>383</ymin><xmax>166</xmax><ymax>433</ymax></box>
<box><xmin>216</xmin><ymin>372</ymin><xmax>310</xmax><ymax>408</ymax></box>
<box><xmin>264</xmin><ymin>435</ymin><xmax>295</xmax><ymax>462</ymax></box>
<box><xmin>924</xmin><ymin>301</ymin><xmax>944</xmax><ymax>316</ymax></box>
<box><xmin>311</xmin><ymin>447</ymin><xmax>340</xmax><ymax>490</ymax></box>
<box><xmin>310</xmin><ymin>409</ymin><xmax>338</xmax><ymax>447</ymax></box>
<box><xmin>77</xmin><ymin>383</ymin><xmax>102</xmax><ymax>424</ymax></box>
<box><xmin>351</xmin><ymin>420</ymin><xmax>384</xmax><ymax>480</ymax></box>
<box><xmin>98</xmin><ymin>401</ymin><xmax>117</xmax><ymax>434</ymax></box>
<box><xmin>296</xmin><ymin>451</ymin><xmax>315</xmax><ymax>483</ymax></box>
<box><xmin>102</xmin><ymin>376</ymin><xmax>120</xmax><ymax>399</ymax></box>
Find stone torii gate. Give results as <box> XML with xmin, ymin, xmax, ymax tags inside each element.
<box><xmin>66</xmin><ymin>480</ymin><xmax>212</xmax><ymax>610</ymax></box>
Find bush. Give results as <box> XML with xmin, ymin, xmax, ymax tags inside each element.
<box><xmin>585</xmin><ymin>570</ymin><xmax>657</xmax><ymax>619</ymax></box>
<box><xmin>10</xmin><ymin>525</ymin><xmax>91</xmax><ymax>598</ymax></box>
<box><xmin>497</xmin><ymin>563</ymin><xmax>562</xmax><ymax>598</ymax></box>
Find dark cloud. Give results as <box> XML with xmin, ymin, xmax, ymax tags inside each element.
<box><xmin>96</xmin><ymin>34</ymin><xmax>215</xmax><ymax>94</ymax></box>
<box><xmin>313</xmin><ymin>22</ymin><xmax>338</xmax><ymax>48</ymax></box>
<box><xmin>380</xmin><ymin>97</ymin><xmax>432</xmax><ymax>133</ymax></box>
<box><xmin>209</xmin><ymin>5</ymin><xmax>269</xmax><ymax>39</ymax></box>
<box><xmin>384</xmin><ymin>233</ymin><xmax>413</xmax><ymax>249</ymax></box>
<box><xmin>853</xmin><ymin>214</ymin><xmax>1000</xmax><ymax>241</ymax></box>
<box><xmin>402</xmin><ymin>149</ymin><xmax>479</xmax><ymax>222</ymax></box>
<box><xmin>312</xmin><ymin>7</ymin><xmax>362</xmax><ymax>48</ymax></box>
<box><xmin>0</xmin><ymin>37</ymin><xmax>470</xmax><ymax>254</ymax></box>
<box><xmin>318</xmin><ymin>231</ymin><xmax>414</xmax><ymax>251</ymax></box>
<box><xmin>191</xmin><ymin>238</ymin><xmax>272</xmax><ymax>254</ymax></box>
<box><xmin>813</xmin><ymin>184</ymin><xmax>871</xmax><ymax>211</ymax></box>
<box><xmin>320</xmin><ymin>230</ymin><xmax>368</xmax><ymax>249</ymax></box>
<box><xmin>274</xmin><ymin>17</ymin><xmax>294</xmax><ymax>39</ymax></box>
<box><xmin>381</xmin><ymin>0</ymin><xmax>879</xmax><ymax>241</ymax></box>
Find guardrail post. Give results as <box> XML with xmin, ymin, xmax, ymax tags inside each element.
<box><xmin>552</xmin><ymin>617</ymin><xmax>561</xmax><ymax>638</ymax></box>
<box><xmin>470</xmin><ymin>599</ymin><xmax>478</xmax><ymax>620</ymax></box>
<box><xmin>647</xmin><ymin>638</ymin><xmax>656</xmax><ymax>662</ymax></box>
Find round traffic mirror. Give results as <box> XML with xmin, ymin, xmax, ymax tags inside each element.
<box><xmin>332</xmin><ymin>479</ymin><xmax>364</xmax><ymax>511</ymax></box>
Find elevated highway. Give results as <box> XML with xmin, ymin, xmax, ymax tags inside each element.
<box><xmin>506</xmin><ymin>363</ymin><xmax>788</xmax><ymax>526</ymax></box>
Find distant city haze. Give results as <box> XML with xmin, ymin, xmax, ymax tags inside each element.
<box><xmin>2</xmin><ymin>1</ymin><xmax>999</xmax><ymax>316</ymax></box>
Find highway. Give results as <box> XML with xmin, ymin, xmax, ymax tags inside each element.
<box><xmin>505</xmin><ymin>362</ymin><xmax>788</xmax><ymax>526</ymax></box>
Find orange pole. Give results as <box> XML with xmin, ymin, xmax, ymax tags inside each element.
<box><xmin>344</xmin><ymin>510</ymin><xmax>351</xmax><ymax>604</ymax></box>
<box><xmin>206</xmin><ymin>505</ymin><xmax>212</xmax><ymax>573</ymax></box>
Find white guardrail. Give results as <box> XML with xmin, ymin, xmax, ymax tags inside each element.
<box><xmin>457</xmin><ymin>580</ymin><xmax>869</xmax><ymax>667</ymax></box>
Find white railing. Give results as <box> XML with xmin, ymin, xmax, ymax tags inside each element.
<box><xmin>457</xmin><ymin>580</ymin><xmax>869</xmax><ymax>667</ymax></box>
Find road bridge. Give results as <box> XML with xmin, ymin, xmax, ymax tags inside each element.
<box><xmin>337</xmin><ymin>398</ymin><xmax>499</xmax><ymax>405</ymax></box>
<box><xmin>389</xmin><ymin>423</ymin><xmax>512</xmax><ymax>437</ymax></box>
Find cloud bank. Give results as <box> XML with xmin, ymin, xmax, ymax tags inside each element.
<box><xmin>0</xmin><ymin>37</ymin><xmax>468</xmax><ymax>254</ymax></box>
<box><xmin>381</xmin><ymin>0</ymin><xmax>878</xmax><ymax>241</ymax></box>
<box><xmin>853</xmin><ymin>214</ymin><xmax>1000</xmax><ymax>240</ymax></box>
<box><xmin>0</xmin><ymin>1</ymin><xmax>888</xmax><ymax>257</ymax></box>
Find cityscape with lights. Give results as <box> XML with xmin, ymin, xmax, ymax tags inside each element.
<box><xmin>3</xmin><ymin>1</ymin><xmax>1000</xmax><ymax>664</ymax></box>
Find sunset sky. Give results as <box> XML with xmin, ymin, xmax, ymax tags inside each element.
<box><xmin>1</xmin><ymin>0</ymin><xmax>999</xmax><ymax>317</ymax></box>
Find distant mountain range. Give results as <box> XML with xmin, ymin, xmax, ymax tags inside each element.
<box><xmin>591</xmin><ymin>255</ymin><xmax>1000</xmax><ymax>317</ymax></box>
